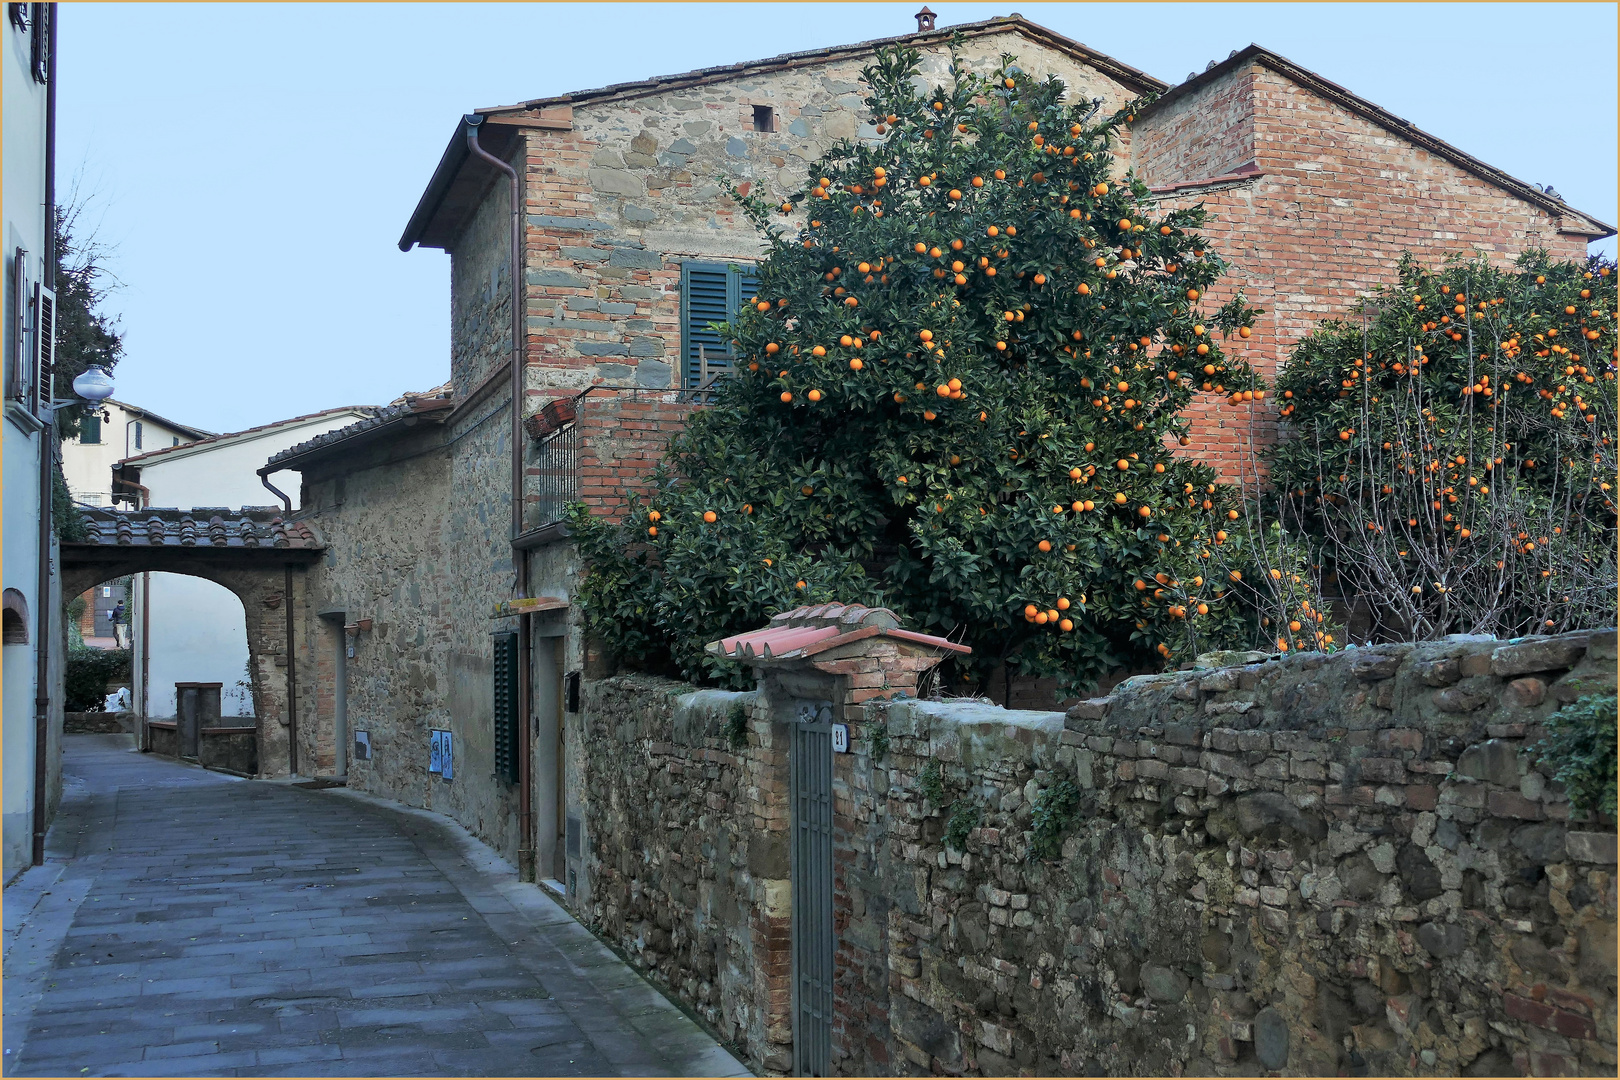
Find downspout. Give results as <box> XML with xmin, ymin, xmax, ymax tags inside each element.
<box><xmin>283</xmin><ymin>565</ymin><xmax>298</xmax><ymax>777</ymax></box>
<box><xmin>464</xmin><ymin>114</ymin><xmax>535</xmax><ymax>881</ymax></box>
<box><xmin>32</xmin><ymin>2</ymin><xmax>58</xmax><ymax>866</ymax></box>
<box><xmin>258</xmin><ymin>467</ymin><xmax>293</xmax><ymax>514</ymax></box>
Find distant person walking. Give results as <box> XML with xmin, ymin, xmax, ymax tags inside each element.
<box><xmin>110</xmin><ymin>599</ymin><xmax>127</xmax><ymax>647</ymax></box>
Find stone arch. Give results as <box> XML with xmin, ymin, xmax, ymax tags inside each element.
<box><xmin>3</xmin><ymin>588</ymin><xmax>29</xmax><ymax>645</ymax></box>
<box><xmin>61</xmin><ymin>560</ymin><xmax>314</xmax><ymax>778</ymax></box>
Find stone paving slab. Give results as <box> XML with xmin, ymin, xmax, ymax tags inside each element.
<box><xmin>4</xmin><ymin>734</ymin><xmax>749</xmax><ymax>1077</ymax></box>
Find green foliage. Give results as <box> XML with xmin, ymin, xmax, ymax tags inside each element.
<box><xmin>65</xmin><ymin>595</ymin><xmax>85</xmax><ymax>648</ymax></box>
<box><xmin>50</xmin><ymin>201</ymin><xmax>123</xmax><ymax>443</ymax></box>
<box><xmin>53</xmin><ymin>466</ymin><xmax>87</xmax><ymax>542</ymax></box>
<box><xmin>945</xmin><ymin>798</ymin><xmax>981</xmax><ymax>851</ymax></box>
<box><xmin>918</xmin><ymin>760</ymin><xmax>945</xmax><ymax>807</ymax></box>
<box><xmin>1269</xmin><ymin>252</ymin><xmax>1617</xmax><ymax>640</ymax></box>
<box><xmin>1532</xmin><ymin>693</ymin><xmax>1617</xmax><ymax>818</ymax></box>
<box><xmin>64</xmin><ymin>647</ymin><xmax>129</xmax><ymax>712</ymax></box>
<box><xmin>724</xmin><ymin>700</ymin><xmax>749</xmax><ymax>751</ymax></box>
<box><xmin>573</xmin><ymin>43</ymin><xmax>1331</xmax><ymax>689</ymax></box>
<box><xmin>1028</xmin><ymin>775</ymin><xmax>1081</xmax><ymax>861</ymax></box>
<box><xmin>867</xmin><ymin>722</ymin><xmax>890</xmax><ymax>761</ymax></box>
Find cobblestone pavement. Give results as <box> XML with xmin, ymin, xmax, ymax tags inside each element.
<box><xmin>3</xmin><ymin>735</ymin><xmax>748</xmax><ymax>1078</ymax></box>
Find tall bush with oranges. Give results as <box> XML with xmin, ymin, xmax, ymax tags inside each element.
<box><xmin>1268</xmin><ymin>251</ymin><xmax>1617</xmax><ymax>641</ymax></box>
<box><xmin>574</xmin><ymin>42</ymin><xmax>1325</xmax><ymax>691</ymax></box>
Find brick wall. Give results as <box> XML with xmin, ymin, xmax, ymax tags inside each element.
<box><xmin>570</xmin><ymin>390</ymin><xmax>694</xmax><ymax>524</ymax></box>
<box><xmin>1132</xmin><ymin>60</ymin><xmax>1598</xmax><ymax>484</ymax></box>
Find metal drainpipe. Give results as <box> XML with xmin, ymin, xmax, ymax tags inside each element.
<box><xmin>32</xmin><ymin>4</ymin><xmax>59</xmax><ymax>866</ymax></box>
<box><xmin>283</xmin><ymin>564</ymin><xmax>298</xmax><ymax>777</ymax></box>
<box><xmin>464</xmin><ymin>114</ymin><xmax>535</xmax><ymax>881</ymax></box>
<box><xmin>259</xmin><ymin>468</ymin><xmax>293</xmax><ymax>514</ymax></box>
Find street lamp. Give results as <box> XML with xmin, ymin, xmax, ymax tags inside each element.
<box><xmin>70</xmin><ymin>365</ymin><xmax>114</xmax><ymax>406</ymax></box>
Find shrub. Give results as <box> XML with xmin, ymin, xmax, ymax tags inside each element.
<box><xmin>1028</xmin><ymin>775</ymin><xmax>1081</xmax><ymax>861</ymax></box>
<box><xmin>1533</xmin><ymin>693</ymin><xmax>1617</xmax><ymax>819</ymax></box>
<box><xmin>724</xmin><ymin>700</ymin><xmax>748</xmax><ymax>751</ymax></box>
<box><xmin>574</xmin><ymin>41</ymin><xmax>1327</xmax><ymax>693</ymax></box>
<box><xmin>64</xmin><ymin>647</ymin><xmax>130</xmax><ymax>712</ymax></box>
<box><xmin>944</xmin><ymin>799</ymin><xmax>981</xmax><ymax>851</ymax></box>
<box><xmin>1269</xmin><ymin>252</ymin><xmax>1617</xmax><ymax>640</ymax></box>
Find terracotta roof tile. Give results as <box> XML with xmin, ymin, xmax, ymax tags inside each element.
<box><xmin>265</xmin><ymin>392</ymin><xmax>455</xmax><ymax>471</ymax></box>
<box><xmin>69</xmin><ymin>507</ymin><xmax>325</xmax><ymax>551</ymax></box>
<box><xmin>709</xmin><ymin>603</ymin><xmax>970</xmax><ymax>663</ymax></box>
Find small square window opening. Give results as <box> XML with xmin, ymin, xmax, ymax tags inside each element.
<box><xmin>752</xmin><ymin>105</ymin><xmax>775</xmax><ymax>133</ymax></box>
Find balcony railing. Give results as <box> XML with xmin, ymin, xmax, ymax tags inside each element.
<box><xmin>531</xmin><ymin>420</ymin><xmax>579</xmax><ymax>532</ymax></box>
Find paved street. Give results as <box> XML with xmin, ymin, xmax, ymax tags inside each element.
<box><xmin>3</xmin><ymin>735</ymin><xmax>748</xmax><ymax>1078</ymax></box>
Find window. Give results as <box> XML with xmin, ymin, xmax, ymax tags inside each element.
<box><xmin>80</xmin><ymin>411</ymin><xmax>102</xmax><ymax>444</ymax></box>
<box><xmin>751</xmin><ymin>105</ymin><xmax>776</xmax><ymax>132</ymax></box>
<box><xmin>7</xmin><ymin>248</ymin><xmax>27</xmax><ymax>404</ymax></box>
<box><xmin>171</xmin><ymin>436</ymin><xmax>179</xmax><ymax>446</ymax></box>
<box><xmin>491</xmin><ymin>631</ymin><xmax>519</xmax><ymax>785</ymax></box>
<box><xmin>680</xmin><ymin>261</ymin><xmax>757</xmax><ymax>389</ymax></box>
<box><xmin>133</xmin><ymin>421</ymin><xmax>143</xmax><ymax>450</ymax></box>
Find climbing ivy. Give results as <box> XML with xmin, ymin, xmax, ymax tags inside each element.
<box><xmin>1532</xmin><ymin>693</ymin><xmax>1617</xmax><ymax>818</ymax></box>
<box><xmin>1028</xmin><ymin>775</ymin><xmax>1082</xmax><ymax>861</ymax></box>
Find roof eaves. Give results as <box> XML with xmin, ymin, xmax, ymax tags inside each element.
<box><xmin>401</xmin><ymin>16</ymin><xmax>1168</xmax><ymax>251</ymax></box>
<box><xmin>106</xmin><ymin>398</ymin><xmax>213</xmax><ymax>440</ymax></box>
<box><xmin>501</xmin><ymin>16</ymin><xmax>1165</xmax><ymax>116</ymax></box>
<box><xmin>1138</xmin><ymin>45</ymin><xmax>1615</xmax><ymax>239</ymax></box>
<box><xmin>265</xmin><ymin>395</ymin><xmax>455</xmax><ymax>474</ymax></box>
<box><xmin>116</xmin><ymin>406</ymin><xmax>379</xmax><ymax>468</ymax></box>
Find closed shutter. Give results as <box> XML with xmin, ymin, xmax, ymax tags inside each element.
<box><xmin>492</xmin><ymin>631</ymin><xmax>520</xmax><ymax>785</ymax></box>
<box><xmin>33</xmin><ymin>282</ymin><xmax>54</xmax><ymax>416</ymax></box>
<box><xmin>680</xmin><ymin>262</ymin><xmax>759</xmax><ymax>389</ymax></box>
<box><xmin>80</xmin><ymin>411</ymin><xmax>101</xmax><ymax>445</ymax></box>
<box><xmin>9</xmin><ymin>249</ymin><xmax>26</xmax><ymax>402</ymax></box>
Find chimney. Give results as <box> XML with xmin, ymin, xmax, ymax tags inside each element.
<box><xmin>915</xmin><ymin>6</ymin><xmax>936</xmax><ymax>31</ymax></box>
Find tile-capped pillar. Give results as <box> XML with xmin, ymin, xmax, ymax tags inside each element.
<box><xmin>708</xmin><ymin>603</ymin><xmax>968</xmax><ymax>1075</ymax></box>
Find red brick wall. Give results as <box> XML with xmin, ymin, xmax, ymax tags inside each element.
<box><xmin>569</xmin><ymin>390</ymin><xmax>694</xmax><ymax>524</ymax></box>
<box><xmin>1132</xmin><ymin>66</ymin><xmax>1257</xmax><ymax>185</ymax></box>
<box><xmin>1133</xmin><ymin>61</ymin><xmax>1596</xmax><ymax>484</ymax></box>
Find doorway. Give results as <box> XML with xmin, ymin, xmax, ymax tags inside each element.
<box><xmin>533</xmin><ymin>632</ymin><xmax>566</xmax><ymax>882</ymax></box>
<box><xmin>318</xmin><ymin>612</ymin><xmax>347</xmax><ymax>779</ymax></box>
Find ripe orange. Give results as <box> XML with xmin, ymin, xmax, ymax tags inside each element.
<box><xmin>1037</xmin><ymin>540</ymin><xmax>1052</xmax><ymax>553</ymax></box>
<box><xmin>780</xmin><ymin>392</ymin><xmax>793</xmax><ymax>403</ymax></box>
<box><xmin>702</xmin><ymin>511</ymin><xmax>717</xmax><ymax>523</ymax></box>
<box><xmin>808</xmin><ymin>389</ymin><xmax>823</xmax><ymax>402</ymax></box>
<box><xmin>647</xmin><ymin>526</ymin><xmax>658</xmax><ymax>537</ymax></box>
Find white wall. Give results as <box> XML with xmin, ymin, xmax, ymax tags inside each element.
<box><xmin>130</xmin><ymin>410</ymin><xmax>369</xmax><ymax>719</ymax></box>
<box><xmin>144</xmin><ymin>572</ymin><xmax>250</xmax><ymax>718</ymax></box>
<box><xmin>60</xmin><ymin>400</ymin><xmax>199</xmax><ymax>506</ymax></box>
<box><xmin>3</xmin><ymin>3</ymin><xmax>51</xmax><ymax>882</ymax></box>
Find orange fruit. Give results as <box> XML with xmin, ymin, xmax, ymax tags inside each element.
<box><xmin>849</xmin><ymin>358</ymin><xmax>863</xmax><ymax>371</ymax></box>
<box><xmin>1037</xmin><ymin>540</ymin><xmax>1052</xmax><ymax>553</ymax></box>
<box><xmin>807</xmin><ymin>389</ymin><xmax>823</xmax><ymax>402</ymax></box>
<box><xmin>780</xmin><ymin>391</ymin><xmax>793</xmax><ymax>403</ymax></box>
<box><xmin>647</xmin><ymin>526</ymin><xmax>658</xmax><ymax>537</ymax></box>
<box><xmin>702</xmin><ymin>511</ymin><xmax>717</xmax><ymax>523</ymax></box>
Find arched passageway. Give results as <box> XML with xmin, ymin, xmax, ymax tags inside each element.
<box><xmin>61</xmin><ymin>508</ymin><xmax>325</xmax><ymax>778</ymax></box>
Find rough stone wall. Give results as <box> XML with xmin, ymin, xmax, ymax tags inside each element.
<box><xmin>578</xmin><ymin>674</ymin><xmax>794</xmax><ymax>1071</ymax></box>
<box><xmin>450</xmin><ymin>177</ymin><xmax>515</xmax><ymax>399</ymax></box>
<box><xmin>513</xmin><ymin>29</ymin><xmax>1144</xmax><ymax>401</ymax></box>
<box><xmin>1134</xmin><ymin>60</ymin><xmax>1596</xmax><ymax>485</ymax></box>
<box><xmin>298</xmin><ymin>427</ymin><xmax>454</xmax><ymax>809</ymax></box>
<box><xmin>870</xmin><ymin>629</ymin><xmax>1617</xmax><ymax>1077</ymax></box>
<box><xmin>577</xmin><ymin>628</ymin><xmax>1616</xmax><ymax>1077</ymax></box>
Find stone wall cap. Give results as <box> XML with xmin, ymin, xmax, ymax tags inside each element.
<box><xmin>710</xmin><ymin>603</ymin><xmax>969</xmax><ymax>663</ymax></box>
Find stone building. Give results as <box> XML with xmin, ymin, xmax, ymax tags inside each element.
<box><xmin>260</xmin><ymin>17</ymin><xmax>1613</xmax><ymax>1068</ymax></box>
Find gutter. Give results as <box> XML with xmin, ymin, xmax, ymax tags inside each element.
<box><xmin>463</xmin><ymin>114</ymin><xmax>537</xmax><ymax>883</ymax></box>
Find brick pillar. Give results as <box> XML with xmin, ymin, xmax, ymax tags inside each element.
<box><xmin>714</xmin><ymin>604</ymin><xmax>967</xmax><ymax>1076</ymax></box>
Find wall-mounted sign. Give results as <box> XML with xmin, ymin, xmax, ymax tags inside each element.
<box><xmin>490</xmin><ymin>596</ymin><xmax>570</xmax><ymax>619</ymax></box>
<box><xmin>354</xmin><ymin>730</ymin><xmax>371</xmax><ymax>761</ymax></box>
<box><xmin>429</xmin><ymin>729</ymin><xmax>453</xmax><ymax>779</ymax></box>
<box><xmin>831</xmin><ymin>724</ymin><xmax>849</xmax><ymax>753</ymax></box>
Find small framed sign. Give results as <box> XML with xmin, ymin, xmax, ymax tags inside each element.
<box><xmin>831</xmin><ymin>723</ymin><xmax>849</xmax><ymax>753</ymax></box>
<box><xmin>429</xmin><ymin>731</ymin><xmax>443</xmax><ymax>773</ymax></box>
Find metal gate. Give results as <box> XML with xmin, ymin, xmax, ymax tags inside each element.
<box><xmin>790</xmin><ymin>699</ymin><xmax>834</xmax><ymax>1076</ymax></box>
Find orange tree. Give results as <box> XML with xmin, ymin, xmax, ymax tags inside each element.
<box><xmin>573</xmin><ymin>43</ymin><xmax>1324</xmax><ymax>690</ymax></box>
<box><xmin>1268</xmin><ymin>251</ymin><xmax>1617</xmax><ymax>640</ymax></box>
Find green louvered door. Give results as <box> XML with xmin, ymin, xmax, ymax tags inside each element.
<box><xmin>492</xmin><ymin>631</ymin><xmax>519</xmax><ymax>785</ymax></box>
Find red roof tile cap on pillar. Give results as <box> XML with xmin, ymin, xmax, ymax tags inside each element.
<box><xmin>709</xmin><ymin>602</ymin><xmax>970</xmax><ymax>664</ymax></box>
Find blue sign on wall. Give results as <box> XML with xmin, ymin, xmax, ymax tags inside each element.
<box><xmin>429</xmin><ymin>729</ymin><xmax>454</xmax><ymax>780</ymax></box>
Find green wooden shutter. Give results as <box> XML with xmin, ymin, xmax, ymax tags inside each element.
<box><xmin>80</xmin><ymin>411</ymin><xmax>102</xmax><ymax>445</ymax></box>
<box><xmin>492</xmin><ymin>631</ymin><xmax>519</xmax><ymax>784</ymax></box>
<box><xmin>681</xmin><ymin>262</ymin><xmax>759</xmax><ymax>388</ymax></box>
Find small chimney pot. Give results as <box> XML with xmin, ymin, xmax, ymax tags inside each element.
<box><xmin>915</xmin><ymin>6</ymin><xmax>936</xmax><ymax>31</ymax></box>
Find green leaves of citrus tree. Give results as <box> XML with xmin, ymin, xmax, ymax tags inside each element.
<box><xmin>575</xmin><ymin>43</ymin><xmax>1316</xmax><ymax>694</ymax></box>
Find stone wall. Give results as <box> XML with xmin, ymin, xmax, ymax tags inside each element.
<box><xmin>577</xmin><ymin>674</ymin><xmax>794</xmax><ymax>1070</ymax></box>
<box><xmin>576</xmin><ymin>628</ymin><xmax>1616</xmax><ymax>1076</ymax></box>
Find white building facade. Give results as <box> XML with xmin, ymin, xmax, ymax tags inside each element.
<box><xmin>2</xmin><ymin>0</ymin><xmax>57</xmax><ymax>881</ymax></box>
<box><xmin>60</xmin><ymin>397</ymin><xmax>208</xmax><ymax>507</ymax></box>
<box><xmin>113</xmin><ymin>407</ymin><xmax>374</xmax><ymax>719</ymax></box>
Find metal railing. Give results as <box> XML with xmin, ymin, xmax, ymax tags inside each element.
<box><xmin>531</xmin><ymin>421</ymin><xmax>579</xmax><ymax>531</ymax></box>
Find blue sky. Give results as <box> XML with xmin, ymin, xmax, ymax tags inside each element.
<box><xmin>55</xmin><ymin>3</ymin><xmax>1617</xmax><ymax>433</ymax></box>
